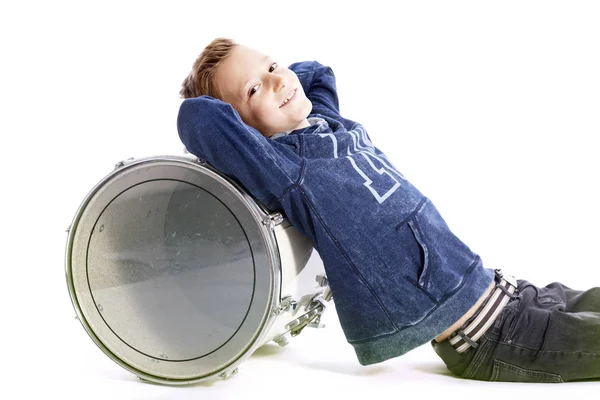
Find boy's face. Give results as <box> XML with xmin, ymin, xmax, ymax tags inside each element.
<box><xmin>215</xmin><ymin>45</ymin><xmax>312</xmax><ymax>137</ymax></box>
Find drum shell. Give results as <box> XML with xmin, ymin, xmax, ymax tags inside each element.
<box><xmin>65</xmin><ymin>154</ymin><xmax>326</xmax><ymax>384</ymax></box>
<box><xmin>256</xmin><ymin>218</ymin><xmax>324</xmax><ymax>348</ymax></box>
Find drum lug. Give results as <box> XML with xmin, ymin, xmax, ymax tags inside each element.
<box><xmin>114</xmin><ymin>157</ymin><xmax>135</xmax><ymax>170</ymax></box>
<box><xmin>218</xmin><ymin>367</ymin><xmax>238</xmax><ymax>380</ymax></box>
<box><xmin>272</xmin><ymin>295</ymin><xmax>297</xmax><ymax>317</ymax></box>
<box><xmin>315</xmin><ymin>274</ymin><xmax>328</xmax><ymax>288</ymax></box>
<box><xmin>262</xmin><ymin>212</ymin><xmax>284</xmax><ymax>228</ymax></box>
<box><xmin>284</xmin><ymin>287</ymin><xmax>333</xmax><ymax>336</ymax></box>
<box><xmin>279</xmin><ymin>295</ymin><xmax>297</xmax><ymax>313</ymax></box>
<box><xmin>306</xmin><ymin>289</ymin><xmax>332</xmax><ymax>329</ymax></box>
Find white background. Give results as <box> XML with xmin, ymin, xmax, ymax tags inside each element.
<box><xmin>1</xmin><ymin>0</ymin><xmax>599</xmax><ymax>398</ymax></box>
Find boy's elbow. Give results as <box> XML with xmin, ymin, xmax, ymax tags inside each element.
<box><xmin>178</xmin><ymin>97</ymin><xmax>212</xmax><ymax>130</ymax></box>
<box><xmin>177</xmin><ymin>98</ymin><xmax>205</xmax><ymax>147</ymax></box>
<box><xmin>177</xmin><ymin>100</ymin><xmax>193</xmax><ymax>139</ymax></box>
<box><xmin>177</xmin><ymin>96</ymin><xmax>236</xmax><ymax>151</ymax></box>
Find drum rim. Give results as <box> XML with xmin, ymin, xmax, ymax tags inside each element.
<box><xmin>64</xmin><ymin>154</ymin><xmax>283</xmax><ymax>384</ymax></box>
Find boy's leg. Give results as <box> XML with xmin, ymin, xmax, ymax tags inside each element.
<box><xmin>432</xmin><ymin>277</ymin><xmax>600</xmax><ymax>382</ymax></box>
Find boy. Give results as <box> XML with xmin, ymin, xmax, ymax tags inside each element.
<box><xmin>177</xmin><ymin>38</ymin><xmax>599</xmax><ymax>382</ymax></box>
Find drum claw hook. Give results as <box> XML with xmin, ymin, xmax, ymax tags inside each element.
<box><xmin>218</xmin><ymin>367</ymin><xmax>239</xmax><ymax>380</ymax></box>
<box><xmin>114</xmin><ymin>157</ymin><xmax>135</xmax><ymax>170</ymax></box>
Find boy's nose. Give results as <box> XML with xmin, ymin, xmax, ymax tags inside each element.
<box><xmin>271</xmin><ymin>74</ymin><xmax>287</xmax><ymax>92</ymax></box>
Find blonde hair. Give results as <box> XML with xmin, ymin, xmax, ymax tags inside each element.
<box><xmin>179</xmin><ymin>37</ymin><xmax>238</xmax><ymax>99</ymax></box>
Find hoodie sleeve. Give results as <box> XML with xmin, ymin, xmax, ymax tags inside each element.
<box><xmin>177</xmin><ymin>95</ymin><xmax>302</xmax><ymax>209</ymax></box>
<box><xmin>289</xmin><ymin>61</ymin><xmax>340</xmax><ymax>118</ymax></box>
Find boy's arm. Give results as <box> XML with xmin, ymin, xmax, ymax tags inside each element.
<box><xmin>289</xmin><ymin>61</ymin><xmax>340</xmax><ymax>117</ymax></box>
<box><xmin>177</xmin><ymin>96</ymin><xmax>301</xmax><ymax>209</ymax></box>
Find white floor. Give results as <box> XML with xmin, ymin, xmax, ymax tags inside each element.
<box><xmin>18</xmin><ymin>298</ymin><xmax>596</xmax><ymax>400</ymax></box>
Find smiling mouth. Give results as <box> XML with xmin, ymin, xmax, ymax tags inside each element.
<box><xmin>280</xmin><ymin>89</ymin><xmax>297</xmax><ymax>108</ymax></box>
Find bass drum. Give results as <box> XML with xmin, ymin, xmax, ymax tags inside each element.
<box><xmin>65</xmin><ymin>154</ymin><xmax>331</xmax><ymax>385</ymax></box>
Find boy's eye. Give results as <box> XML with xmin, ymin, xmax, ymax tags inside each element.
<box><xmin>248</xmin><ymin>63</ymin><xmax>277</xmax><ymax>97</ymax></box>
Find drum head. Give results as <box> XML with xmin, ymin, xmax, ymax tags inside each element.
<box><xmin>65</xmin><ymin>155</ymin><xmax>279</xmax><ymax>384</ymax></box>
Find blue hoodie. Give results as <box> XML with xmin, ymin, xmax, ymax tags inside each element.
<box><xmin>177</xmin><ymin>61</ymin><xmax>494</xmax><ymax>365</ymax></box>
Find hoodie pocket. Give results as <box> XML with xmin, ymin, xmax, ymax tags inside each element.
<box><xmin>404</xmin><ymin>218</ymin><xmax>430</xmax><ymax>288</ymax></box>
<box><xmin>392</xmin><ymin>198</ymin><xmax>431</xmax><ymax>292</ymax></box>
<box><xmin>398</xmin><ymin>198</ymin><xmax>480</xmax><ymax>301</ymax></box>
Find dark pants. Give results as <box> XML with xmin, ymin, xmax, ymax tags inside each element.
<box><xmin>432</xmin><ymin>278</ymin><xmax>600</xmax><ymax>382</ymax></box>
